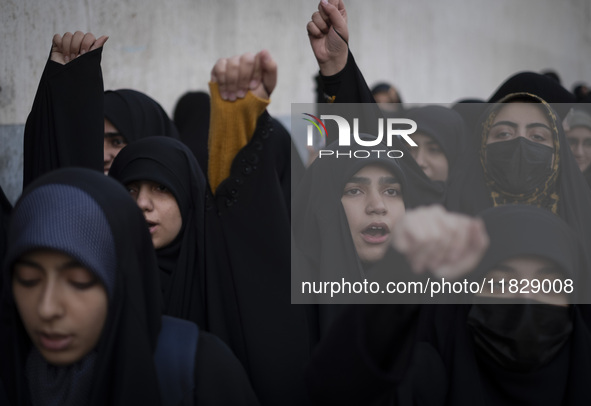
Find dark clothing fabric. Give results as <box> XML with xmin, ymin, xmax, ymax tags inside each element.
<box><xmin>405</xmin><ymin>105</ymin><xmax>468</xmax><ymax>173</ymax></box>
<box><xmin>488</xmin><ymin>71</ymin><xmax>576</xmax><ymax>118</ymax></box>
<box><xmin>109</xmin><ymin>137</ymin><xmax>208</xmax><ymax>328</ymax></box>
<box><xmin>0</xmin><ymin>168</ymin><xmax>259</xmax><ymax>406</ymax></box>
<box><xmin>206</xmin><ymin>112</ymin><xmax>313</xmax><ymax>406</ymax></box>
<box><xmin>105</xmin><ymin>89</ymin><xmax>180</xmax><ymax>144</ymax></box>
<box><xmin>23</xmin><ymin>48</ymin><xmax>105</xmax><ymax>189</ymax></box>
<box><xmin>0</xmin><ymin>186</ymin><xmax>10</xmax><ymax>277</ymax></box>
<box><xmin>318</xmin><ymin>50</ymin><xmax>444</xmax><ymax>207</ymax></box>
<box><xmin>306</xmin><ymin>205</ymin><xmax>591</xmax><ymax>405</ymax></box>
<box><xmin>173</xmin><ymin>91</ymin><xmax>211</xmax><ymax>175</ymax></box>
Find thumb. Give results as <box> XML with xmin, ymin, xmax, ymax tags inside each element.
<box><xmin>320</xmin><ymin>0</ymin><xmax>348</xmax><ymax>43</ymax></box>
<box><xmin>258</xmin><ymin>50</ymin><xmax>277</xmax><ymax>97</ymax></box>
<box><xmin>90</xmin><ymin>35</ymin><xmax>109</xmax><ymax>51</ymax></box>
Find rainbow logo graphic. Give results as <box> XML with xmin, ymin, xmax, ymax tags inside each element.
<box><xmin>303</xmin><ymin>113</ymin><xmax>327</xmax><ymax>147</ymax></box>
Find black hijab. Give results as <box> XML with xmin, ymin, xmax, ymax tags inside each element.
<box><xmin>489</xmin><ymin>71</ymin><xmax>576</xmax><ymax>118</ymax></box>
<box><xmin>108</xmin><ymin>137</ymin><xmax>207</xmax><ymax>328</ymax></box>
<box><xmin>405</xmin><ymin>105</ymin><xmax>467</xmax><ymax>175</ymax></box>
<box><xmin>1</xmin><ymin>168</ymin><xmax>163</xmax><ymax>406</ymax></box>
<box><xmin>104</xmin><ymin>89</ymin><xmax>180</xmax><ymax>143</ymax></box>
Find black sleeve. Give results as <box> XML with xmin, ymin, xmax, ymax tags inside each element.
<box><xmin>320</xmin><ymin>50</ymin><xmax>376</xmax><ymax>104</ymax></box>
<box><xmin>194</xmin><ymin>331</ymin><xmax>261</xmax><ymax>406</ymax></box>
<box><xmin>23</xmin><ymin>47</ymin><xmax>104</xmax><ymax>189</ymax></box>
<box><xmin>306</xmin><ymin>304</ymin><xmax>421</xmax><ymax>406</ymax></box>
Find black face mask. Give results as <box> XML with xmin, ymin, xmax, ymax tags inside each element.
<box><xmin>485</xmin><ymin>137</ymin><xmax>554</xmax><ymax>195</ymax></box>
<box><xmin>467</xmin><ymin>297</ymin><xmax>572</xmax><ymax>372</ymax></box>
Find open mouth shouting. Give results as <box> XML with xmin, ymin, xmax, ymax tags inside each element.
<box><xmin>361</xmin><ymin>222</ymin><xmax>391</xmax><ymax>244</ymax></box>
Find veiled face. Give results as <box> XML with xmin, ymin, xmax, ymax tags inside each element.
<box><xmin>409</xmin><ymin>132</ymin><xmax>449</xmax><ymax>182</ymax></box>
<box><xmin>478</xmin><ymin>255</ymin><xmax>568</xmax><ymax>306</ymax></box>
<box><xmin>487</xmin><ymin>103</ymin><xmax>554</xmax><ymax>149</ymax></box>
<box><xmin>103</xmin><ymin>119</ymin><xmax>127</xmax><ymax>175</ymax></box>
<box><xmin>565</xmin><ymin>126</ymin><xmax>591</xmax><ymax>172</ymax></box>
<box><xmin>12</xmin><ymin>250</ymin><xmax>108</xmax><ymax>366</ymax></box>
<box><xmin>341</xmin><ymin>164</ymin><xmax>405</xmax><ymax>264</ymax></box>
<box><xmin>126</xmin><ymin>180</ymin><xmax>183</xmax><ymax>249</ymax></box>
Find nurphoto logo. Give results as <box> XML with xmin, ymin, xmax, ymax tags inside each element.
<box><xmin>303</xmin><ymin>114</ymin><xmax>417</xmax><ymax>159</ymax></box>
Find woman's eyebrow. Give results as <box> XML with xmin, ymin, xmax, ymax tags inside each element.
<box><xmin>491</xmin><ymin>121</ymin><xmax>517</xmax><ymax>129</ymax></box>
<box><xmin>58</xmin><ymin>260</ymin><xmax>85</xmax><ymax>271</ymax></box>
<box><xmin>491</xmin><ymin>121</ymin><xmax>551</xmax><ymax>131</ymax></box>
<box><xmin>347</xmin><ymin>177</ymin><xmax>370</xmax><ymax>184</ymax></box>
<box><xmin>13</xmin><ymin>259</ymin><xmax>42</xmax><ymax>270</ymax></box>
<box><xmin>526</xmin><ymin>123</ymin><xmax>552</xmax><ymax>131</ymax></box>
<box><xmin>379</xmin><ymin>177</ymin><xmax>399</xmax><ymax>185</ymax></box>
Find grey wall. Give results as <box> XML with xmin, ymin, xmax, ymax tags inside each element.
<box><xmin>1</xmin><ymin>0</ymin><xmax>591</xmax><ymax>204</ymax></box>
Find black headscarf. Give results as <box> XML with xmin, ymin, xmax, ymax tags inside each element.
<box><xmin>306</xmin><ymin>205</ymin><xmax>591</xmax><ymax>405</ymax></box>
<box><xmin>104</xmin><ymin>89</ymin><xmax>180</xmax><ymax>143</ymax></box>
<box><xmin>1</xmin><ymin>168</ymin><xmax>163</xmax><ymax>406</ymax></box>
<box><xmin>108</xmin><ymin>137</ymin><xmax>207</xmax><ymax>328</ymax></box>
<box><xmin>488</xmin><ymin>71</ymin><xmax>576</xmax><ymax>118</ymax></box>
<box><xmin>405</xmin><ymin>105</ymin><xmax>467</xmax><ymax>174</ymax></box>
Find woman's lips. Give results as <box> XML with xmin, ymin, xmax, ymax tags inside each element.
<box><xmin>361</xmin><ymin>223</ymin><xmax>390</xmax><ymax>244</ymax></box>
<box><xmin>39</xmin><ymin>333</ymin><xmax>73</xmax><ymax>351</ymax></box>
<box><xmin>146</xmin><ymin>221</ymin><xmax>158</xmax><ymax>234</ymax></box>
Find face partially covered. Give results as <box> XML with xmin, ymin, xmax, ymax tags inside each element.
<box><xmin>126</xmin><ymin>180</ymin><xmax>183</xmax><ymax>249</ymax></box>
<box><xmin>104</xmin><ymin>119</ymin><xmax>127</xmax><ymax>175</ymax></box>
<box><xmin>12</xmin><ymin>249</ymin><xmax>108</xmax><ymax>366</ymax></box>
<box><xmin>341</xmin><ymin>164</ymin><xmax>406</xmax><ymax>264</ymax></box>
<box><xmin>477</xmin><ymin>255</ymin><xmax>569</xmax><ymax>306</ymax></box>
<box><xmin>409</xmin><ymin>132</ymin><xmax>449</xmax><ymax>182</ymax></box>
<box><xmin>486</xmin><ymin>103</ymin><xmax>554</xmax><ymax>149</ymax></box>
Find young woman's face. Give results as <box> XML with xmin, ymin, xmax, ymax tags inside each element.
<box><xmin>478</xmin><ymin>255</ymin><xmax>568</xmax><ymax>306</ymax></box>
<box><xmin>486</xmin><ymin>103</ymin><xmax>554</xmax><ymax>149</ymax></box>
<box><xmin>12</xmin><ymin>249</ymin><xmax>108</xmax><ymax>366</ymax></box>
<box><xmin>341</xmin><ymin>164</ymin><xmax>405</xmax><ymax>264</ymax></box>
<box><xmin>126</xmin><ymin>180</ymin><xmax>183</xmax><ymax>249</ymax></box>
<box><xmin>566</xmin><ymin>126</ymin><xmax>591</xmax><ymax>172</ymax></box>
<box><xmin>409</xmin><ymin>132</ymin><xmax>449</xmax><ymax>182</ymax></box>
<box><xmin>103</xmin><ymin>119</ymin><xmax>127</xmax><ymax>175</ymax></box>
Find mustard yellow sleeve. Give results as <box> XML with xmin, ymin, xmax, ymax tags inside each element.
<box><xmin>208</xmin><ymin>82</ymin><xmax>270</xmax><ymax>194</ymax></box>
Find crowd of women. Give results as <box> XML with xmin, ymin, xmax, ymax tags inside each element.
<box><xmin>1</xmin><ymin>0</ymin><xmax>591</xmax><ymax>404</ymax></box>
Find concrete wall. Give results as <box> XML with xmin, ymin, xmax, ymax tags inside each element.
<box><xmin>1</xmin><ymin>0</ymin><xmax>591</xmax><ymax>203</ymax></box>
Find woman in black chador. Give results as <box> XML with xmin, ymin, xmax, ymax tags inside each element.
<box><xmin>0</xmin><ymin>168</ymin><xmax>259</xmax><ymax>406</ymax></box>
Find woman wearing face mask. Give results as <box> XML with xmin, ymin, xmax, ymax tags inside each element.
<box><xmin>445</xmin><ymin>93</ymin><xmax>591</xmax><ymax>279</ymax></box>
<box><xmin>306</xmin><ymin>204</ymin><xmax>591</xmax><ymax>405</ymax></box>
<box><xmin>0</xmin><ymin>168</ymin><xmax>259</xmax><ymax>406</ymax></box>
